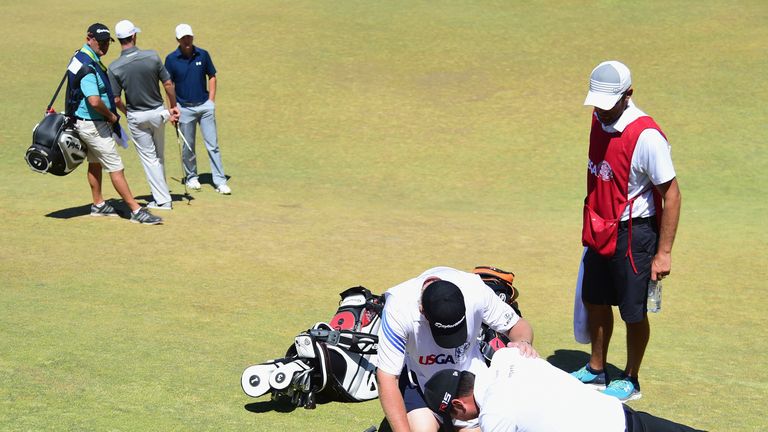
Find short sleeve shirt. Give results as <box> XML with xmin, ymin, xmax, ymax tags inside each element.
<box><xmin>108</xmin><ymin>47</ymin><xmax>170</xmax><ymax>111</ymax></box>
<box><xmin>474</xmin><ymin>348</ymin><xmax>626</xmax><ymax>432</ymax></box>
<box><xmin>74</xmin><ymin>45</ymin><xmax>111</xmax><ymax>121</ymax></box>
<box><xmin>597</xmin><ymin>100</ymin><xmax>677</xmax><ymax>219</ymax></box>
<box><xmin>376</xmin><ymin>267</ymin><xmax>520</xmax><ymax>391</ymax></box>
<box><xmin>164</xmin><ymin>46</ymin><xmax>217</xmax><ymax>105</ymax></box>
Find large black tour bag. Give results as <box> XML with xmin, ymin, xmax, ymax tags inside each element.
<box><xmin>25</xmin><ymin>113</ymin><xmax>86</xmax><ymax>176</ymax></box>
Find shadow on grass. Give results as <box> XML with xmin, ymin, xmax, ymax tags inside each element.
<box><xmin>244</xmin><ymin>394</ymin><xmax>334</xmax><ymax>414</ymax></box>
<box><xmin>546</xmin><ymin>348</ymin><xmax>623</xmax><ymax>377</ymax></box>
<box><xmin>244</xmin><ymin>400</ymin><xmax>300</xmax><ymax>414</ymax></box>
<box><xmin>45</xmin><ymin>193</ymin><xmax>193</xmax><ymax>219</ymax></box>
<box><xmin>45</xmin><ymin>203</ymin><xmax>96</xmax><ymax>219</ymax></box>
<box><xmin>197</xmin><ymin>173</ymin><xmax>231</xmax><ymax>187</ymax></box>
<box><xmin>135</xmin><ymin>193</ymin><xmax>195</xmax><ymax>206</ymax></box>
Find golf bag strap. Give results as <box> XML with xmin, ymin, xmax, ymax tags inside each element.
<box><xmin>47</xmin><ymin>70</ymin><xmax>68</xmax><ymax>113</ymax></box>
<box><xmin>309</xmin><ymin>329</ymin><xmax>379</xmax><ymax>355</ymax></box>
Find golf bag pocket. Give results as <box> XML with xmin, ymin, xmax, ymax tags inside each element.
<box><xmin>26</xmin><ymin>113</ymin><xmax>86</xmax><ymax>176</ymax></box>
<box><xmin>582</xmin><ymin>204</ymin><xmax>619</xmax><ymax>257</ymax></box>
<box><xmin>330</xmin><ymin>286</ymin><xmax>383</xmax><ymax>332</ymax></box>
<box><xmin>295</xmin><ymin>334</ymin><xmax>317</xmax><ymax>358</ymax></box>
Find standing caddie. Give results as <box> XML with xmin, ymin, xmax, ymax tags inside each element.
<box><xmin>65</xmin><ymin>23</ymin><xmax>162</xmax><ymax>225</ymax></box>
<box><xmin>376</xmin><ymin>266</ymin><xmax>536</xmax><ymax>432</ymax></box>
<box><xmin>164</xmin><ymin>23</ymin><xmax>231</xmax><ymax>195</ymax></box>
<box><xmin>572</xmin><ymin>60</ymin><xmax>682</xmax><ymax>401</ymax></box>
<box><xmin>108</xmin><ymin>19</ymin><xmax>180</xmax><ymax>210</ymax></box>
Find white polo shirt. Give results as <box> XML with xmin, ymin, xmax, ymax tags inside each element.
<box><xmin>474</xmin><ymin>348</ymin><xmax>626</xmax><ymax>432</ymax></box>
<box><xmin>597</xmin><ymin>100</ymin><xmax>677</xmax><ymax>220</ymax></box>
<box><xmin>376</xmin><ymin>267</ymin><xmax>520</xmax><ymax>390</ymax></box>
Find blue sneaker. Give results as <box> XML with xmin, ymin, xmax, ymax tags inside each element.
<box><xmin>602</xmin><ymin>377</ymin><xmax>642</xmax><ymax>402</ymax></box>
<box><xmin>571</xmin><ymin>364</ymin><xmax>607</xmax><ymax>389</ymax></box>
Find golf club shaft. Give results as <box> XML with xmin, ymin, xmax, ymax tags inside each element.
<box><xmin>175</xmin><ymin>125</ymin><xmax>197</xmax><ymax>161</ymax></box>
<box><xmin>174</xmin><ymin>124</ymin><xmax>191</xmax><ymax>204</ymax></box>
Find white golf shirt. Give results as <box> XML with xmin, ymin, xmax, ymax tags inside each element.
<box><xmin>474</xmin><ymin>348</ymin><xmax>626</xmax><ymax>432</ymax></box>
<box><xmin>597</xmin><ymin>100</ymin><xmax>677</xmax><ymax>220</ymax></box>
<box><xmin>376</xmin><ymin>267</ymin><xmax>520</xmax><ymax>390</ymax></box>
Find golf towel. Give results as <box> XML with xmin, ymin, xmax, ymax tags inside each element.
<box><xmin>573</xmin><ymin>247</ymin><xmax>590</xmax><ymax>344</ymax></box>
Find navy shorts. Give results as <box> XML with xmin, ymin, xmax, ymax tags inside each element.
<box><xmin>582</xmin><ymin>218</ymin><xmax>658</xmax><ymax>323</ymax></box>
<box><xmin>398</xmin><ymin>370</ymin><xmax>428</xmax><ymax>412</ymax></box>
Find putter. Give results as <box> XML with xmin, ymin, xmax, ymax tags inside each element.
<box><xmin>174</xmin><ymin>124</ymin><xmax>193</xmax><ymax>205</ymax></box>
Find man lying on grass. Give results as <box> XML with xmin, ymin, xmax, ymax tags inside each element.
<box><xmin>423</xmin><ymin>347</ymin><xmax>705</xmax><ymax>432</ymax></box>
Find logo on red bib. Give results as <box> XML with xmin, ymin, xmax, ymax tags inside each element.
<box><xmin>588</xmin><ymin>159</ymin><xmax>614</xmax><ymax>181</ymax></box>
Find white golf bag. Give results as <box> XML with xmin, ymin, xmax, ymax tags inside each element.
<box><xmin>242</xmin><ymin>287</ymin><xmax>384</xmax><ymax>409</ymax></box>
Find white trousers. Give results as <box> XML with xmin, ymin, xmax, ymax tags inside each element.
<box><xmin>126</xmin><ymin>107</ymin><xmax>171</xmax><ymax>205</ymax></box>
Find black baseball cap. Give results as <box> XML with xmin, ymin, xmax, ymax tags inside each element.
<box><xmin>422</xmin><ymin>280</ymin><xmax>467</xmax><ymax>348</ymax></box>
<box><xmin>87</xmin><ymin>23</ymin><xmax>115</xmax><ymax>42</ymax></box>
<box><xmin>423</xmin><ymin>369</ymin><xmax>462</xmax><ymax>417</ymax></box>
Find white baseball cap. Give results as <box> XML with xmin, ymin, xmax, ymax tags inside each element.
<box><xmin>583</xmin><ymin>60</ymin><xmax>632</xmax><ymax>110</ymax></box>
<box><xmin>175</xmin><ymin>24</ymin><xmax>194</xmax><ymax>39</ymax></box>
<box><xmin>115</xmin><ymin>20</ymin><xmax>141</xmax><ymax>39</ymax></box>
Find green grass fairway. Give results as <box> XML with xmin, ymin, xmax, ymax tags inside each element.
<box><xmin>1</xmin><ymin>1</ymin><xmax>766</xmax><ymax>431</ymax></box>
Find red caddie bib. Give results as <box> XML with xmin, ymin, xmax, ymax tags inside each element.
<box><xmin>582</xmin><ymin>114</ymin><xmax>665</xmax><ymax>262</ymax></box>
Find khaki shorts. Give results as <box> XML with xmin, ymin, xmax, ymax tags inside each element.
<box><xmin>75</xmin><ymin>119</ymin><xmax>124</xmax><ymax>172</ymax></box>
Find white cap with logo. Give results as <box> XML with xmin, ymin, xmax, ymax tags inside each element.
<box><xmin>583</xmin><ymin>60</ymin><xmax>632</xmax><ymax>110</ymax></box>
<box><xmin>175</xmin><ymin>24</ymin><xmax>194</xmax><ymax>39</ymax></box>
<box><xmin>115</xmin><ymin>20</ymin><xmax>141</xmax><ymax>39</ymax></box>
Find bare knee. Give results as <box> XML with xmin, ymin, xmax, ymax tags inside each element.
<box><xmin>407</xmin><ymin>408</ymin><xmax>439</xmax><ymax>432</ymax></box>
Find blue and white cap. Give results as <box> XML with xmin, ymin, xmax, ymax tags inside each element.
<box><xmin>584</xmin><ymin>60</ymin><xmax>632</xmax><ymax>110</ymax></box>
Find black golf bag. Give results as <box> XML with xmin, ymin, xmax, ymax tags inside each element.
<box><xmin>25</xmin><ymin>113</ymin><xmax>87</xmax><ymax>176</ymax></box>
<box><xmin>472</xmin><ymin>266</ymin><xmax>523</xmax><ymax>363</ymax></box>
<box><xmin>241</xmin><ymin>286</ymin><xmax>384</xmax><ymax>409</ymax></box>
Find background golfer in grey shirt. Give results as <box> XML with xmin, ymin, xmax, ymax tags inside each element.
<box><xmin>108</xmin><ymin>19</ymin><xmax>180</xmax><ymax>210</ymax></box>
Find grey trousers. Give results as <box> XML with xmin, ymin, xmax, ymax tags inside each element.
<box><xmin>126</xmin><ymin>106</ymin><xmax>171</xmax><ymax>205</ymax></box>
<box><xmin>178</xmin><ymin>100</ymin><xmax>227</xmax><ymax>187</ymax></box>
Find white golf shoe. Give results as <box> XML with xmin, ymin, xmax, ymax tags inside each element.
<box><xmin>215</xmin><ymin>184</ymin><xmax>232</xmax><ymax>195</ymax></box>
<box><xmin>185</xmin><ymin>177</ymin><xmax>201</xmax><ymax>190</ymax></box>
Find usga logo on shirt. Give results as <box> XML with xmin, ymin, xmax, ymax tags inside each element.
<box><xmin>418</xmin><ymin>342</ymin><xmax>471</xmax><ymax>365</ymax></box>
<box><xmin>418</xmin><ymin>354</ymin><xmax>455</xmax><ymax>365</ymax></box>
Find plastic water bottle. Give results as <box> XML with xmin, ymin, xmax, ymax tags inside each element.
<box><xmin>647</xmin><ymin>279</ymin><xmax>662</xmax><ymax>313</ymax></box>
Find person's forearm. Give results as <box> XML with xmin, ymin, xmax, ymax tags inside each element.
<box><xmin>208</xmin><ymin>76</ymin><xmax>216</xmax><ymax>102</ymax></box>
<box><xmin>114</xmin><ymin>97</ymin><xmax>127</xmax><ymax>115</ymax></box>
<box><xmin>651</xmin><ymin>178</ymin><xmax>681</xmax><ymax>279</ymax></box>
<box><xmin>657</xmin><ymin>179</ymin><xmax>681</xmax><ymax>255</ymax></box>
<box><xmin>162</xmin><ymin>80</ymin><xmax>177</xmax><ymax>108</ymax></box>
<box><xmin>377</xmin><ymin>371</ymin><xmax>410</xmax><ymax>432</ymax></box>
<box><xmin>87</xmin><ymin>96</ymin><xmax>117</xmax><ymax>122</ymax></box>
